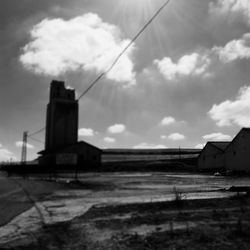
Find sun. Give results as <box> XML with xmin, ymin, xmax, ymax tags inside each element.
<box><xmin>113</xmin><ymin>0</ymin><xmax>173</xmax><ymax>37</ymax></box>
<box><xmin>115</xmin><ymin>0</ymin><xmax>158</xmax><ymax>29</ymax></box>
<box><xmin>118</xmin><ymin>0</ymin><xmax>153</xmax><ymax>11</ymax></box>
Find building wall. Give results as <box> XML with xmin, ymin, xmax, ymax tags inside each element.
<box><xmin>45</xmin><ymin>81</ymin><xmax>78</xmax><ymax>151</ymax></box>
<box><xmin>225</xmin><ymin>130</ymin><xmax>250</xmax><ymax>172</ymax></box>
<box><xmin>58</xmin><ymin>143</ymin><xmax>102</xmax><ymax>168</ymax></box>
<box><xmin>38</xmin><ymin>154</ymin><xmax>55</xmax><ymax>166</ymax></box>
<box><xmin>198</xmin><ymin>144</ymin><xmax>225</xmax><ymax>170</ymax></box>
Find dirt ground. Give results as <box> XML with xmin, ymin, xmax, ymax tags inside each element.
<box><xmin>1</xmin><ymin>172</ymin><xmax>250</xmax><ymax>249</ymax></box>
<box><xmin>3</xmin><ymin>195</ymin><xmax>250</xmax><ymax>250</ymax></box>
<box><xmin>0</xmin><ymin>173</ymin><xmax>69</xmax><ymax>226</ymax></box>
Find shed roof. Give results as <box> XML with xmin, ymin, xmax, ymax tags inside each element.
<box><xmin>103</xmin><ymin>148</ymin><xmax>201</xmax><ymax>155</ymax></box>
<box><xmin>198</xmin><ymin>141</ymin><xmax>230</xmax><ymax>159</ymax></box>
<box><xmin>38</xmin><ymin>140</ymin><xmax>102</xmax><ymax>155</ymax></box>
<box><xmin>209</xmin><ymin>141</ymin><xmax>230</xmax><ymax>152</ymax></box>
<box><xmin>223</xmin><ymin>127</ymin><xmax>250</xmax><ymax>151</ymax></box>
<box><xmin>76</xmin><ymin>141</ymin><xmax>102</xmax><ymax>151</ymax></box>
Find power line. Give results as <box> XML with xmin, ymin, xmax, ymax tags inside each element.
<box><xmin>28</xmin><ymin>111</ymin><xmax>67</xmax><ymax>139</ymax></box>
<box><xmin>77</xmin><ymin>0</ymin><xmax>171</xmax><ymax>100</ymax></box>
<box><xmin>28</xmin><ymin>127</ymin><xmax>45</xmax><ymax>137</ymax></box>
<box><xmin>24</xmin><ymin>0</ymin><xmax>171</xmax><ymax>155</ymax></box>
<box><xmin>29</xmin><ymin>136</ymin><xmax>44</xmax><ymax>144</ymax></box>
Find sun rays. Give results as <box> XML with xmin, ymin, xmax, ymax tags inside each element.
<box><xmin>114</xmin><ymin>0</ymin><xmax>159</xmax><ymax>33</ymax></box>
<box><xmin>117</xmin><ymin>0</ymin><xmax>154</xmax><ymax>16</ymax></box>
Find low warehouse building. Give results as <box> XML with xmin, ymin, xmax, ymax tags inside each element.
<box><xmin>39</xmin><ymin>141</ymin><xmax>102</xmax><ymax>169</ymax></box>
<box><xmin>197</xmin><ymin>142</ymin><xmax>230</xmax><ymax>171</ymax></box>
<box><xmin>225</xmin><ymin>128</ymin><xmax>250</xmax><ymax>173</ymax></box>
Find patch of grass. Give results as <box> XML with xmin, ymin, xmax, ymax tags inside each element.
<box><xmin>99</xmin><ymin>224</ymin><xmax>250</xmax><ymax>250</ymax></box>
<box><xmin>172</xmin><ymin>186</ymin><xmax>186</xmax><ymax>208</ymax></box>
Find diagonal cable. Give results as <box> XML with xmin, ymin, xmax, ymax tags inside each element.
<box><xmin>29</xmin><ymin>136</ymin><xmax>44</xmax><ymax>144</ymax></box>
<box><xmin>77</xmin><ymin>0</ymin><xmax>171</xmax><ymax>100</ymax></box>
<box><xmin>28</xmin><ymin>127</ymin><xmax>45</xmax><ymax>137</ymax></box>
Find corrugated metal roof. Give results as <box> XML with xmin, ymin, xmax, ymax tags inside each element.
<box><xmin>103</xmin><ymin>148</ymin><xmax>201</xmax><ymax>155</ymax></box>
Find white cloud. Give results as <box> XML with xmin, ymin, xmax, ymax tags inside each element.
<box><xmin>213</xmin><ymin>33</ymin><xmax>250</xmax><ymax>62</ymax></box>
<box><xmin>20</xmin><ymin>13</ymin><xmax>136</xmax><ymax>85</ymax></box>
<box><xmin>108</xmin><ymin>124</ymin><xmax>126</xmax><ymax>134</ymax></box>
<box><xmin>104</xmin><ymin>137</ymin><xmax>116</xmax><ymax>143</ymax></box>
<box><xmin>210</xmin><ymin>0</ymin><xmax>250</xmax><ymax>24</ymax></box>
<box><xmin>15</xmin><ymin>141</ymin><xmax>34</xmax><ymax>149</ymax></box>
<box><xmin>202</xmin><ymin>133</ymin><xmax>232</xmax><ymax>141</ymax></box>
<box><xmin>154</xmin><ymin>53</ymin><xmax>210</xmax><ymax>80</ymax></box>
<box><xmin>0</xmin><ymin>148</ymin><xmax>16</xmax><ymax>162</ymax></box>
<box><xmin>78</xmin><ymin>128</ymin><xmax>95</xmax><ymax>137</ymax></box>
<box><xmin>168</xmin><ymin>133</ymin><xmax>185</xmax><ymax>141</ymax></box>
<box><xmin>133</xmin><ymin>143</ymin><xmax>167</xmax><ymax>149</ymax></box>
<box><xmin>160</xmin><ymin>116</ymin><xmax>176</xmax><ymax>126</ymax></box>
<box><xmin>0</xmin><ymin>143</ymin><xmax>2</xmax><ymax>148</ymax></box>
<box><xmin>208</xmin><ymin>85</ymin><xmax>250</xmax><ymax>127</ymax></box>
<box><xmin>195</xmin><ymin>144</ymin><xmax>205</xmax><ymax>149</ymax></box>
<box><xmin>161</xmin><ymin>135</ymin><xmax>167</xmax><ymax>139</ymax></box>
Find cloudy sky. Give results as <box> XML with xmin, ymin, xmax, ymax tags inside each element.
<box><xmin>1</xmin><ymin>0</ymin><xmax>250</xmax><ymax>161</ymax></box>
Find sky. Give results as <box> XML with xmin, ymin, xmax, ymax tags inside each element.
<box><xmin>1</xmin><ymin>0</ymin><xmax>250</xmax><ymax>161</ymax></box>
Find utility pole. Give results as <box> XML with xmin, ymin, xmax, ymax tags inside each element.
<box><xmin>21</xmin><ymin>131</ymin><xmax>28</xmax><ymax>165</ymax></box>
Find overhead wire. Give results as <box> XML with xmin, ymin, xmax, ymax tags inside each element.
<box><xmin>15</xmin><ymin>1</ymin><xmax>172</xmax><ymax>227</ymax></box>
<box><xmin>29</xmin><ymin>136</ymin><xmax>44</xmax><ymax>144</ymax></box>
<box><xmin>25</xmin><ymin>0</ymin><xmax>171</xmax><ymax>147</ymax></box>
<box><xmin>28</xmin><ymin>127</ymin><xmax>45</xmax><ymax>137</ymax></box>
<box><xmin>77</xmin><ymin>0</ymin><xmax>171</xmax><ymax>100</ymax></box>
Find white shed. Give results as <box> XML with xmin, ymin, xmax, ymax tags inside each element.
<box><xmin>197</xmin><ymin>141</ymin><xmax>230</xmax><ymax>171</ymax></box>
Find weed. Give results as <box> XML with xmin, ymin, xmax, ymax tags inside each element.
<box><xmin>172</xmin><ymin>186</ymin><xmax>186</xmax><ymax>207</ymax></box>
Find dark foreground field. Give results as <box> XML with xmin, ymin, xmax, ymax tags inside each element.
<box><xmin>5</xmin><ymin>195</ymin><xmax>250</xmax><ymax>250</ymax></box>
<box><xmin>1</xmin><ymin>172</ymin><xmax>250</xmax><ymax>249</ymax></box>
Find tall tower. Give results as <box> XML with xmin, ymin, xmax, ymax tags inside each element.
<box><xmin>21</xmin><ymin>131</ymin><xmax>28</xmax><ymax>164</ymax></box>
<box><xmin>45</xmin><ymin>80</ymin><xmax>78</xmax><ymax>152</ymax></box>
